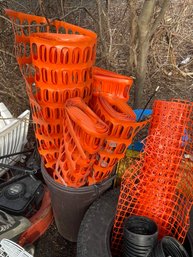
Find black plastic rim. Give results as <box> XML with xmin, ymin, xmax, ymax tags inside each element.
<box><xmin>124</xmin><ymin>216</ymin><xmax>158</xmax><ymax>236</ymax></box>
<box><xmin>123</xmin><ymin>216</ymin><xmax>158</xmax><ymax>257</ymax></box>
<box><xmin>160</xmin><ymin>237</ymin><xmax>189</xmax><ymax>257</ymax></box>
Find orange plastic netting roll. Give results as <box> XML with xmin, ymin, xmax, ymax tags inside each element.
<box><xmin>5</xmin><ymin>9</ymin><xmax>97</xmax><ymax>169</ymax></box>
<box><xmin>54</xmin><ymin>97</ymin><xmax>108</xmax><ymax>187</ymax></box>
<box><xmin>90</xmin><ymin>95</ymin><xmax>149</xmax><ymax>184</ymax></box>
<box><xmin>6</xmin><ymin>9</ymin><xmax>150</xmax><ymax>188</ymax></box>
<box><xmin>93</xmin><ymin>67</ymin><xmax>133</xmax><ymax>102</ymax></box>
<box><xmin>112</xmin><ymin>99</ymin><xmax>193</xmax><ymax>255</ymax></box>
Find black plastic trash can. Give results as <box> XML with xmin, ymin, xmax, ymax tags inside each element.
<box><xmin>41</xmin><ymin>162</ymin><xmax>115</xmax><ymax>242</ymax></box>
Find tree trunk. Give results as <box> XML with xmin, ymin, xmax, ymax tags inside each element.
<box><xmin>133</xmin><ymin>0</ymin><xmax>170</xmax><ymax>108</ymax></box>
<box><xmin>134</xmin><ymin>41</ymin><xmax>149</xmax><ymax>108</ymax></box>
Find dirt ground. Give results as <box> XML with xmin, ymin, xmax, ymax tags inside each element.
<box><xmin>35</xmin><ymin>224</ymin><xmax>76</xmax><ymax>257</ymax></box>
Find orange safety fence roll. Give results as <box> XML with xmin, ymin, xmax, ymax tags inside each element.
<box><xmin>93</xmin><ymin>67</ymin><xmax>133</xmax><ymax>102</ymax></box>
<box><xmin>6</xmin><ymin>9</ymin><xmax>147</xmax><ymax>189</ymax></box>
<box><xmin>89</xmin><ymin>95</ymin><xmax>149</xmax><ymax>184</ymax></box>
<box><xmin>30</xmin><ymin>33</ymin><xmax>96</xmax><ymax>101</ymax></box>
<box><xmin>90</xmin><ymin>95</ymin><xmax>136</xmax><ymax>137</ymax></box>
<box><xmin>29</xmin><ymin>33</ymin><xmax>96</xmax><ymax>167</ymax></box>
<box><xmin>5</xmin><ymin>9</ymin><xmax>96</xmax><ymax>101</ymax></box>
<box><xmin>65</xmin><ymin>97</ymin><xmax>109</xmax><ymax>154</ymax></box>
<box><xmin>5</xmin><ymin>9</ymin><xmax>97</xmax><ymax>170</ymax></box>
<box><xmin>54</xmin><ymin>97</ymin><xmax>109</xmax><ymax>187</ymax></box>
<box><xmin>112</xmin><ymin>99</ymin><xmax>193</xmax><ymax>256</ymax></box>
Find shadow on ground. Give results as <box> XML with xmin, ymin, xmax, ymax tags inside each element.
<box><xmin>35</xmin><ymin>223</ymin><xmax>76</xmax><ymax>257</ymax></box>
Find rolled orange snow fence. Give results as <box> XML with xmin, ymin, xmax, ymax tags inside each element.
<box><xmin>65</xmin><ymin>97</ymin><xmax>108</xmax><ymax>154</ymax></box>
<box><xmin>5</xmin><ymin>9</ymin><xmax>97</xmax><ymax>170</ymax></box>
<box><xmin>5</xmin><ymin>9</ymin><xmax>96</xmax><ymax>101</ymax></box>
<box><xmin>54</xmin><ymin>97</ymin><xmax>108</xmax><ymax>187</ymax></box>
<box><xmin>93</xmin><ymin>67</ymin><xmax>133</xmax><ymax>102</ymax></box>
<box><xmin>29</xmin><ymin>33</ymin><xmax>96</xmax><ymax>168</ymax></box>
<box><xmin>112</xmin><ymin>99</ymin><xmax>193</xmax><ymax>256</ymax></box>
<box><xmin>90</xmin><ymin>95</ymin><xmax>149</xmax><ymax>183</ymax></box>
<box><xmin>6</xmin><ymin>9</ymin><xmax>149</xmax><ymax>188</ymax></box>
<box><xmin>30</xmin><ymin>33</ymin><xmax>96</xmax><ymax>102</ymax></box>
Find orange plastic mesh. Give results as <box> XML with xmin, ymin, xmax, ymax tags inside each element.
<box><xmin>5</xmin><ymin>9</ymin><xmax>96</xmax><ymax>100</ymax></box>
<box><xmin>93</xmin><ymin>67</ymin><xmax>133</xmax><ymax>102</ymax></box>
<box><xmin>54</xmin><ymin>97</ymin><xmax>108</xmax><ymax>187</ymax></box>
<box><xmin>112</xmin><ymin>99</ymin><xmax>193</xmax><ymax>255</ymax></box>
<box><xmin>5</xmin><ymin>9</ymin><xmax>148</xmax><ymax>188</ymax></box>
<box><xmin>90</xmin><ymin>95</ymin><xmax>149</xmax><ymax>184</ymax></box>
<box><xmin>30</xmin><ymin>33</ymin><xmax>95</xmax><ymax>101</ymax></box>
<box><xmin>65</xmin><ymin>97</ymin><xmax>109</xmax><ymax>154</ymax></box>
<box><xmin>29</xmin><ymin>33</ymin><xmax>96</xmax><ymax>167</ymax></box>
<box><xmin>5</xmin><ymin>9</ymin><xmax>97</xmax><ymax>169</ymax></box>
<box><xmin>52</xmin><ymin>109</ymin><xmax>92</xmax><ymax>187</ymax></box>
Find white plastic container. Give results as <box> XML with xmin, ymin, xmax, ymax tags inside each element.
<box><xmin>0</xmin><ymin>103</ymin><xmax>13</xmax><ymax>127</ymax></box>
<box><xmin>0</xmin><ymin>239</ymin><xmax>33</xmax><ymax>257</ymax></box>
<box><xmin>0</xmin><ymin>103</ymin><xmax>30</xmax><ymax>177</ymax></box>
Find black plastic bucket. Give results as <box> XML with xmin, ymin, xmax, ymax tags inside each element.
<box><xmin>41</xmin><ymin>162</ymin><xmax>115</xmax><ymax>242</ymax></box>
<box><xmin>149</xmin><ymin>236</ymin><xmax>189</xmax><ymax>257</ymax></box>
<box><xmin>123</xmin><ymin>216</ymin><xmax>158</xmax><ymax>257</ymax></box>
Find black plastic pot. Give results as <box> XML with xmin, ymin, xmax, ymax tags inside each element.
<box><xmin>149</xmin><ymin>236</ymin><xmax>189</xmax><ymax>257</ymax></box>
<box><xmin>123</xmin><ymin>216</ymin><xmax>158</xmax><ymax>257</ymax></box>
<box><xmin>41</xmin><ymin>162</ymin><xmax>115</xmax><ymax>242</ymax></box>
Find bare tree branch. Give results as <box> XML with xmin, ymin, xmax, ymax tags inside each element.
<box><xmin>138</xmin><ymin>0</ymin><xmax>156</xmax><ymax>40</ymax></box>
<box><xmin>56</xmin><ymin>6</ymin><xmax>99</xmax><ymax>27</ymax></box>
<box><xmin>150</xmin><ymin>0</ymin><xmax>170</xmax><ymax>37</ymax></box>
<box><xmin>128</xmin><ymin>0</ymin><xmax>138</xmax><ymax>71</ymax></box>
<box><xmin>38</xmin><ymin>0</ymin><xmax>51</xmax><ymax>25</ymax></box>
<box><xmin>95</xmin><ymin>0</ymin><xmax>108</xmax><ymax>53</ymax></box>
<box><xmin>60</xmin><ymin>0</ymin><xmax>65</xmax><ymax>17</ymax></box>
<box><xmin>0</xmin><ymin>49</ymin><xmax>15</xmax><ymax>58</ymax></box>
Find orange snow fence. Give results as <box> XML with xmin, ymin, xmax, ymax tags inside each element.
<box><xmin>54</xmin><ymin>97</ymin><xmax>108</xmax><ymax>187</ymax></box>
<box><xmin>93</xmin><ymin>67</ymin><xmax>133</xmax><ymax>102</ymax></box>
<box><xmin>5</xmin><ymin>9</ymin><xmax>96</xmax><ymax>171</ymax></box>
<box><xmin>90</xmin><ymin>95</ymin><xmax>149</xmax><ymax>184</ymax></box>
<box><xmin>112</xmin><ymin>99</ymin><xmax>193</xmax><ymax>255</ymax></box>
<box><xmin>6</xmin><ymin>9</ymin><xmax>149</xmax><ymax>187</ymax></box>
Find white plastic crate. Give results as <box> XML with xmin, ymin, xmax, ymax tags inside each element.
<box><xmin>0</xmin><ymin>103</ymin><xmax>30</xmax><ymax>177</ymax></box>
<box><xmin>0</xmin><ymin>239</ymin><xmax>33</xmax><ymax>257</ymax></box>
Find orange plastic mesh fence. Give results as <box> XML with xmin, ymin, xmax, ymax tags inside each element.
<box><xmin>90</xmin><ymin>95</ymin><xmax>136</xmax><ymax>137</ymax></box>
<box><xmin>30</xmin><ymin>33</ymin><xmax>95</xmax><ymax>100</ymax></box>
<box><xmin>89</xmin><ymin>95</ymin><xmax>149</xmax><ymax>184</ymax></box>
<box><xmin>65</xmin><ymin>97</ymin><xmax>109</xmax><ymax>154</ymax></box>
<box><xmin>5</xmin><ymin>9</ymin><xmax>97</xmax><ymax>169</ymax></box>
<box><xmin>112</xmin><ymin>99</ymin><xmax>193</xmax><ymax>256</ymax></box>
<box><xmin>5</xmin><ymin>9</ymin><xmax>96</xmax><ymax>101</ymax></box>
<box><xmin>29</xmin><ymin>33</ymin><xmax>96</xmax><ymax>166</ymax></box>
<box><xmin>5</xmin><ymin>9</ymin><xmax>96</xmax><ymax>65</ymax></box>
<box><xmin>93</xmin><ymin>67</ymin><xmax>133</xmax><ymax>102</ymax></box>
<box><xmin>6</xmin><ymin>9</ymin><xmax>149</xmax><ymax>188</ymax></box>
<box><xmin>54</xmin><ymin>97</ymin><xmax>108</xmax><ymax>187</ymax></box>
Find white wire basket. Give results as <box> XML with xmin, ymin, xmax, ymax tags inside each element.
<box><xmin>0</xmin><ymin>103</ymin><xmax>30</xmax><ymax>177</ymax></box>
<box><xmin>0</xmin><ymin>239</ymin><xmax>33</xmax><ymax>257</ymax></box>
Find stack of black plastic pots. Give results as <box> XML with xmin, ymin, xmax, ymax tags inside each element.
<box><xmin>123</xmin><ymin>216</ymin><xmax>190</xmax><ymax>257</ymax></box>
